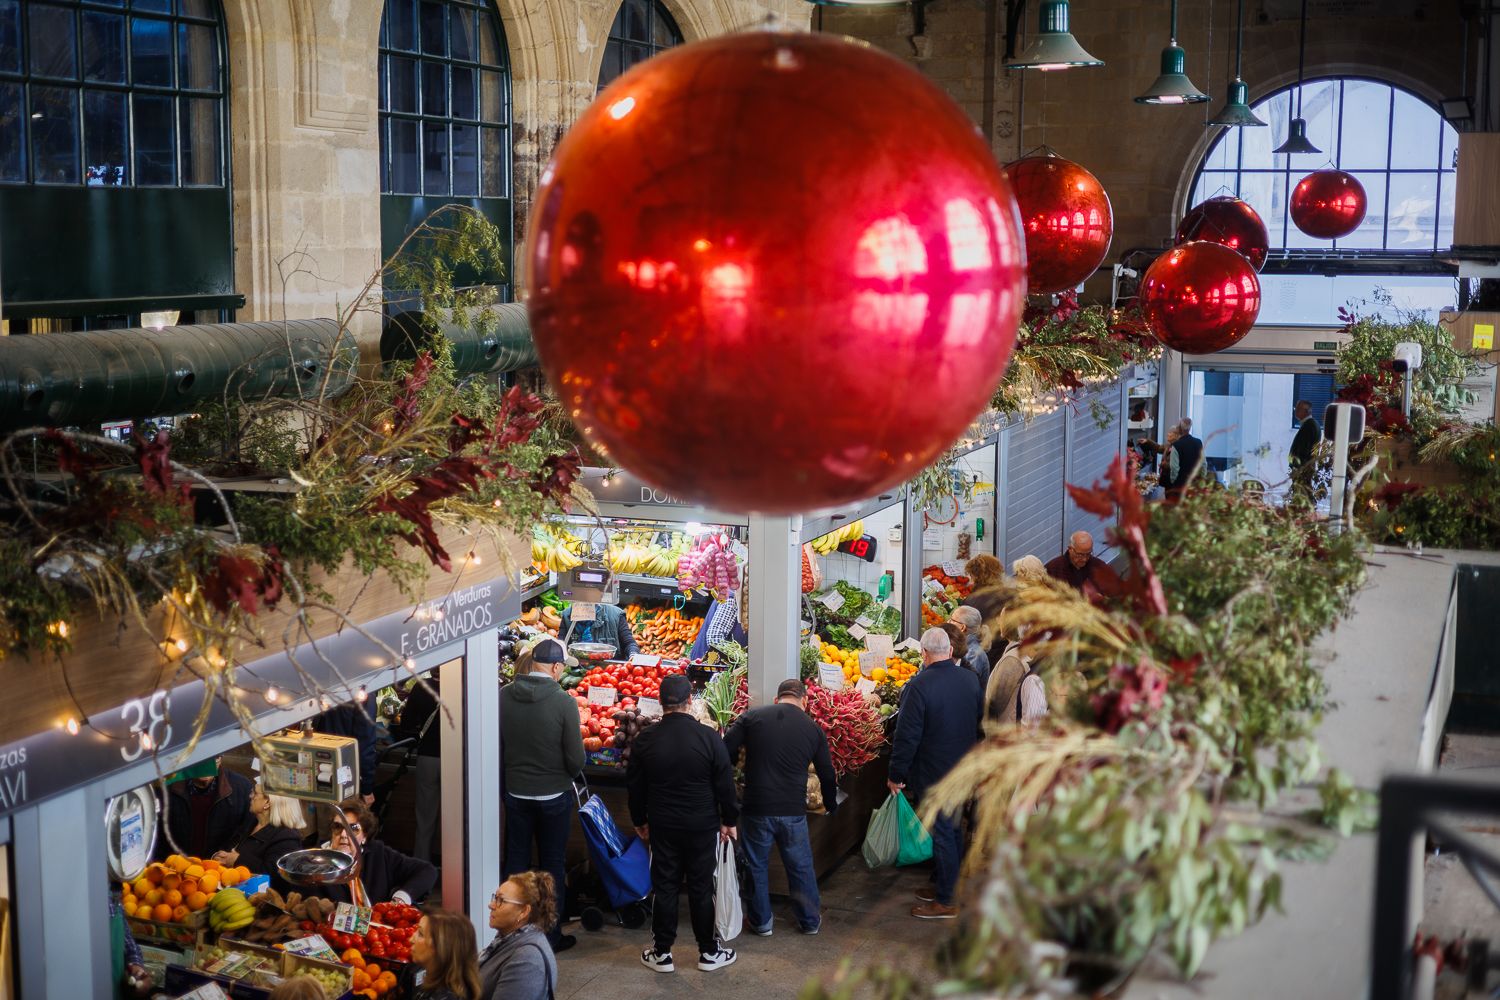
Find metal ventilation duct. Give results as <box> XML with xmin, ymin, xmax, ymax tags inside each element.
<box><xmin>381</xmin><ymin>302</ymin><xmax>538</xmax><ymax>374</ymax></box>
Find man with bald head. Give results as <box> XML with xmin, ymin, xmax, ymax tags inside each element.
<box><xmin>1044</xmin><ymin>531</ymin><xmax>1123</xmax><ymax>607</ymax></box>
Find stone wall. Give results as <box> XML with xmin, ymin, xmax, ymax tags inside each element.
<box><xmin>224</xmin><ymin>0</ymin><xmax>809</xmax><ymax>343</ymax></box>
<box><xmin>822</xmin><ymin>0</ymin><xmax>1472</xmax><ymax>301</ymax></box>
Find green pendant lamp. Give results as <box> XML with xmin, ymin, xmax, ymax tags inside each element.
<box><xmin>1272</xmin><ymin>0</ymin><xmax>1321</xmax><ymax>154</ymax></box>
<box><xmin>1208</xmin><ymin>0</ymin><xmax>1266</xmax><ymax>126</ymax></box>
<box><xmin>1136</xmin><ymin>0</ymin><xmax>1209</xmax><ymax>104</ymax></box>
<box><xmin>1004</xmin><ymin>0</ymin><xmax>1103</xmax><ymax>71</ymax></box>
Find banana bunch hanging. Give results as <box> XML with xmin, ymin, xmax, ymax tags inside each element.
<box><xmin>810</xmin><ymin>519</ymin><xmax>865</xmax><ymax>555</ymax></box>
<box><xmin>531</xmin><ymin>527</ymin><xmax>587</xmax><ymax>572</ymax></box>
<box><xmin>604</xmin><ymin>541</ymin><xmax>681</xmax><ymax>577</ymax></box>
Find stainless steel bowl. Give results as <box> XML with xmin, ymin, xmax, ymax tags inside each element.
<box><xmin>277</xmin><ymin>848</ymin><xmax>357</xmax><ymax>886</ymax></box>
<box><xmin>569</xmin><ymin>642</ymin><xmax>616</xmax><ymax>662</ymax></box>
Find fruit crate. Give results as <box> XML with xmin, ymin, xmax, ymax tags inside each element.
<box><xmin>126</xmin><ymin>907</ymin><xmax>209</xmax><ymax>948</ymax></box>
<box><xmin>279</xmin><ymin>953</ymin><xmax>355</xmax><ymax>1000</ymax></box>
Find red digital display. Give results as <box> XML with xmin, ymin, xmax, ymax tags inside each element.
<box><xmin>836</xmin><ymin>534</ymin><xmax>878</xmax><ymax>562</ymax></box>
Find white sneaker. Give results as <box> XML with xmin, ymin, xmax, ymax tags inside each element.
<box><xmin>641</xmin><ymin>949</ymin><xmax>674</xmax><ymax>973</ymax></box>
<box><xmin>697</xmin><ymin>947</ymin><xmax>737</xmax><ymax>971</ymax></box>
<box><xmin>751</xmin><ymin>922</ymin><xmax>773</xmax><ymax>937</ymax></box>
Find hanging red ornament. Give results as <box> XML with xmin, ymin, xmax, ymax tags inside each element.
<box><xmin>1140</xmin><ymin>241</ymin><xmax>1261</xmax><ymax>354</ymax></box>
<box><xmin>1175</xmin><ymin>196</ymin><xmax>1269</xmax><ymax>271</ymax></box>
<box><xmin>1290</xmin><ymin>169</ymin><xmax>1367</xmax><ymax>239</ymax></box>
<box><xmin>1004</xmin><ymin>153</ymin><xmax>1113</xmax><ymax>295</ymax></box>
<box><xmin>526</xmin><ymin>31</ymin><xmax>1027</xmax><ymax>515</ymax></box>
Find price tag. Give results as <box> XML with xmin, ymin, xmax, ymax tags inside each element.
<box><xmin>855</xmin><ymin>614</ymin><xmax>875</xmax><ymax>629</ymax></box>
<box><xmin>332</xmin><ymin>902</ymin><xmax>372</xmax><ymax>935</ymax></box>
<box><xmin>922</xmin><ymin>578</ymin><xmax>945</xmax><ymax>596</ymax></box>
<box><xmin>588</xmin><ymin>686</ymin><xmax>619</xmax><ymax>706</ymax></box>
<box><xmin>896</xmin><ymin>637</ymin><xmax>922</xmax><ymax>652</ymax></box>
<box><xmin>848</xmin><ymin>622</ymin><xmax>868</xmax><ymax>640</ymax></box>
<box><xmin>572</xmin><ymin>602</ymin><xmax>597</xmax><ymax>622</ymax></box>
<box><xmin>637</xmin><ymin>696</ymin><xmax>662</xmax><ymax>718</ymax></box>
<box><xmin>855</xmin><ymin>678</ymin><xmax>879</xmax><ymax>695</ymax></box>
<box><xmin>799</xmin><ymin>619</ymin><xmax>812</xmax><ymax>631</ymax></box>
<box><xmin>942</xmin><ymin>560</ymin><xmax>966</xmax><ymax>577</ymax></box>
<box><xmin>867</xmin><ymin>634</ymin><xmax>896</xmax><ymax>659</ymax></box>
<box><xmin>818</xmin><ymin>663</ymin><xmax>846</xmax><ymax>690</ymax></box>
<box><xmin>922</xmin><ymin>528</ymin><xmax>941</xmax><ymax>549</ymax></box>
<box><xmin>283</xmin><ymin>934</ymin><xmax>340</xmax><ymax>961</ymax></box>
<box><xmin>1476</xmin><ymin>323</ymin><xmax>1495</xmax><ymax>351</ymax></box>
<box><xmin>180</xmin><ymin>984</ymin><xmax>231</xmax><ymax>1000</ymax></box>
<box><xmin>818</xmin><ymin>590</ymin><xmax>845</xmax><ymax>612</ymax></box>
<box><xmin>629</xmin><ymin>653</ymin><xmax>662</xmax><ymax>668</ymax></box>
<box><xmin>336</xmin><ymin>765</ymin><xmax>354</xmax><ymax>789</ymax></box>
<box><xmin>858</xmin><ymin>649</ymin><xmax>883</xmax><ymax>674</ymax></box>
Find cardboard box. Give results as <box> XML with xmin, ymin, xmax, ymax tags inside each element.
<box><xmin>259</xmin><ymin>731</ymin><xmax>360</xmax><ymax>804</ymax></box>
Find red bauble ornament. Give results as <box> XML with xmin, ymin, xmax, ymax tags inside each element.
<box><xmin>526</xmin><ymin>32</ymin><xmax>1027</xmax><ymax>514</ymax></box>
<box><xmin>1290</xmin><ymin>170</ymin><xmax>1367</xmax><ymax>239</ymax></box>
<box><xmin>1175</xmin><ymin>196</ymin><xmax>1269</xmax><ymax>271</ymax></box>
<box><xmin>1140</xmin><ymin>242</ymin><xmax>1262</xmax><ymax>354</ymax></box>
<box><xmin>1004</xmin><ymin>154</ymin><xmax>1113</xmax><ymax>295</ymax></box>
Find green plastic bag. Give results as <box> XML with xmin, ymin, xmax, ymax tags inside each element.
<box><xmin>861</xmin><ymin>792</ymin><xmax>901</xmax><ymax>868</ymax></box>
<box><xmin>894</xmin><ymin>791</ymin><xmax>933</xmax><ymax>865</ymax></box>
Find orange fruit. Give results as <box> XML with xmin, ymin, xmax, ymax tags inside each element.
<box><xmin>144</xmin><ymin>889</ymin><xmax>164</xmax><ymax>906</ymax></box>
<box><xmin>123</xmin><ymin>894</ymin><xmax>138</xmax><ymax>910</ymax></box>
<box><xmin>198</xmin><ymin>873</ymin><xmax>219</xmax><ymax>893</ymax></box>
<box><xmin>163</xmin><ymin>889</ymin><xmax>183</xmax><ymax>907</ymax></box>
<box><xmin>166</xmin><ymin>855</ymin><xmax>190</xmax><ymax>873</ymax></box>
<box><xmin>145</xmin><ymin>867</ymin><xmax>165</xmax><ymax>885</ymax></box>
<box><xmin>235</xmin><ymin>866</ymin><xmax>251</xmax><ymax>882</ymax></box>
<box><xmin>152</xmin><ymin>903</ymin><xmax>173</xmax><ymax>922</ymax></box>
<box><xmin>365</xmin><ymin>964</ymin><xmax>381</xmax><ymax>979</ymax></box>
<box><xmin>186</xmin><ymin>891</ymin><xmax>209</xmax><ymax>911</ymax></box>
<box><xmin>218</xmin><ymin>868</ymin><xmax>238</xmax><ymax>887</ymax></box>
<box><xmin>171</xmin><ymin>904</ymin><xmax>189</xmax><ymax>923</ymax></box>
<box><xmin>180</xmin><ymin>878</ymin><xmax>199</xmax><ymax>896</ymax></box>
<box><xmin>184</xmin><ymin>864</ymin><xmax>205</xmax><ymax>880</ymax></box>
<box><xmin>132</xmin><ymin>877</ymin><xmax>151</xmax><ymax>897</ymax></box>
<box><xmin>162</xmin><ymin>873</ymin><xmax>181</xmax><ymax>891</ymax></box>
<box><xmin>352</xmin><ymin>971</ymin><xmax>371</xmax><ymax>991</ymax></box>
<box><xmin>202</xmin><ymin>859</ymin><xmax>222</xmax><ymax>872</ymax></box>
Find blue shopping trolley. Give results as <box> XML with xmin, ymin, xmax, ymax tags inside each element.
<box><xmin>573</xmin><ymin>777</ymin><xmax>652</xmax><ymax>930</ymax></box>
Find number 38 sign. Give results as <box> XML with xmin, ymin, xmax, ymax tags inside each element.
<box><xmin>120</xmin><ymin>691</ymin><xmax>173</xmax><ymax>762</ymax></box>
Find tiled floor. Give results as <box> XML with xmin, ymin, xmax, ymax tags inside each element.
<box><xmin>555</xmin><ymin>861</ymin><xmax>950</xmax><ymax>1000</ymax></box>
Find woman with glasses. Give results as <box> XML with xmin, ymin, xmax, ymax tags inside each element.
<box><xmin>319</xmin><ymin>798</ymin><xmax>437</xmax><ymax>907</ymax></box>
<box><xmin>405</xmin><ymin>908</ymin><xmax>483</xmax><ymax>1000</ymax></box>
<box><xmin>478</xmin><ymin>872</ymin><xmax>560</xmax><ymax>1000</ymax></box>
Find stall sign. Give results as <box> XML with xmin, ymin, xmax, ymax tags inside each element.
<box><xmin>571</xmin><ymin>602</ymin><xmax>597</xmax><ymax>622</ymax></box>
<box><xmin>283</xmin><ymin>934</ymin><xmax>340</xmax><ymax>961</ymax></box>
<box><xmin>332</xmin><ymin>903</ymin><xmax>372</xmax><ymax>935</ymax></box>
<box><xmin>587</xmin><ymin>686</ymin><xmax>619</xmax><ymax>707</ymax></box>
<box><xmin>857</xmin><ymin>650</ymin><xmax>883</xmax><ymax>675</ymax></box>
<box><xmin>817</xmin><ymin>591</ymin><xmax>845</xmax><ymax>612</ymax></box>
<box><xmin>179</xmin><ymin>983</ymin><xmax>231</xmax><ymax>1000</ymax></box>
<box><xmin>867</xmin><ymin>634</ymin><xmax>896</xmax><ymax>660</ymax></box>
<box><xmin>854</xmin><ymin>615</ymin><xmax>875</xmax><ymax>629</ymax></box>
<box><xmin>922</xmin><ymin>578</ymin><xmax>945</xmax><ymax>596</ymax></box>
<box><xmin>855</xmin><ymin>678</ymin><xmax>878</xmax><ymax>696</ymax></box>
<box><xmin>637</xmin><ymin>697</ymin><xmax>662</xmax><ymax>719</ymax></box>
<box><xmin>584</xmin><ymin>469</ymin><xmax>693</xmax><ymax>507</ymax></box>
<box><xmin>629</xmin><ymin>653</ymin><xmax>662</xmax><ymax>668</ymax></box>
<box><xmin>942</xmin><ymin>560</ymin><xmax>966</xmax><ymax>577</ymax></box>
<box><xmin>818</xmin><ymin>664</ymin><xmax>846</xmax><ymax>690</ymax></box>
<box><xmin>848</xmin><ymin>623</ymin><xmax>868</xmax><ymax>641</ymax></box>
<box><xmin>896</xmin><ymin>637</ymin><xmax>922</xmax><ymax>653</ymax></box>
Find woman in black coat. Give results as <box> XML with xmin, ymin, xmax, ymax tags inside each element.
<box><xmin>214</xmin><ymin>782</ymin><xmax>308</xmax><ymax>892</ymax></box>
<box><xmin>321</xmin><ymin>799</ymin><xmax>437</xmax><ymax>906</ymax></box>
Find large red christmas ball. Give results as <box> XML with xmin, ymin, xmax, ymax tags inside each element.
<box><xmin>526</xmin><ymin>32</ymin><xmax>1027</xmax><ymax>514</ymax></box>
<box><xmin>1290</xmin><ymin>170</ymin><xmax>1367</xmax><ymax>239</ymax></box>
<box><xmin>1004</xmin><ymin>154</ymin><xmax>1113</xmax><ymax>295</ymax></box>
<box><xmin>1175</xmin><ymin>196</ymin><xmax>1269</xmax><ymax>271</ymax></box>
<box><xmin>1140</xmin><ymin>242</ymin><xmax>1262</xmax><ymax>354</ymax></box>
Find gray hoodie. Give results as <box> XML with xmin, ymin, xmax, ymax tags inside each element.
<box><xmin>501</xmin><ymin>673</ymin><xmax>586</xmax><ymax>796</ymax></box>
<box><xmin>479</xmin><ymin>923</ymin><xmax>557</xmax><ymax>1000</ymax></box>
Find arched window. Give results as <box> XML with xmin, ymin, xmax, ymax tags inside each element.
<box><xmin>1189</xmin><ymin>78</ymin><xmax>1458</xmax><ymax>255</ymax></box>
<box><xmin>597</xmin><ymin>0</ymin><xmax>681</xmax><ymax>92</ymax></box>
<box><xmin>0</xmin><ymin>0</ymin><xmax>234</xmax><ymax>328</ymax></box>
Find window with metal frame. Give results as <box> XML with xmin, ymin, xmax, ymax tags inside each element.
<box><xmin>1188</xmin><ymin>77</ymin><xmax>1458</xmax><ymax>257</ymax></box>
<box><xmin>378</xmin><ymin>0</ymin><xmax>509</xmax><ymax>200</ymax></box>
<box><xmin>596</xmin><ymin>0</ymin><xmax>681</xmax><ymax>93</ymax></box>
<box><xmin>0</xmin><ymin>0</ymin><xmax>226</xmax><ymax>188</ymax></box>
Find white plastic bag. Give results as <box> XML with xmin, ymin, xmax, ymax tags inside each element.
<box><xmin>714</xmin><ymin>839</ymin><xmax>743</xmax><ymax>942</ymax></box>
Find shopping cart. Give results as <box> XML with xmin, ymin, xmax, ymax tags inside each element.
<box><xmin>573</xmin><ymin>777</ymin><xmax>652</xmax><ymax>930</ymax></box>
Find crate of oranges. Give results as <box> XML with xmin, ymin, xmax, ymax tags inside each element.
<box><xmin>121</xmin><ymin>853</ymin><xmax>253</xmax><ymax>945</ymax></box>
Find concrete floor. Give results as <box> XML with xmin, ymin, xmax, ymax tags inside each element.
<box><xmin>555</xmin><ymin>861</ymin><xmax>948</xmax><ymax>999</ymax></box>
<box><xmin>1423</xmin><ymin>732</ymin><xmax>1500</xmax><ymax>1000</ymax></box>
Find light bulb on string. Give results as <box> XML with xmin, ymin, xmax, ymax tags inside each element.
<box><xmin>355</xmin><ymin>686</ymin><xmax>368</xmax><ymax>703</ymax></box>
<box><xmin>65</xmin><ymin>717</ymin><xmax>80</xmax><ymax>736</ymax></box>
<box><xmin>265</xmin><ymin>686</ymin><xmax>281</xmax><ymax>705</ymax></box>
<box><xmin>403</xmin><ymin>657</ymin><xmax>417</xmax><ymax>672</ymax></box>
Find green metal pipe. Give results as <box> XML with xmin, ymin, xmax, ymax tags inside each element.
<box><xmin>0</xmin><ymin>319</ymin><xmax>358</xmax><ymax>432</ymax></box>
<box><xmin>381</xmin><ymin>303</ymin><xmax>539</xmax><ymax>375</ymax></box>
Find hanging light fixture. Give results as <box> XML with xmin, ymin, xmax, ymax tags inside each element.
<box><xmin>1136</xmin><ymin>0</ymin><xmax>1209</xmax><ymax>104</ymax></box>
<box><xmin>1004</xmin><ymin>0</ymin><xmax>1103</xmax><ymax>71</ymax></box>
<box><xmin>1272</xmin><ymin>0</ymin><xmax>1321</xmax><ymax>154</ymax></box>
<box><xmin>1207</xmin><ymin>0</ymin><xmax>1266</xmax><ymax>126</ymax></box>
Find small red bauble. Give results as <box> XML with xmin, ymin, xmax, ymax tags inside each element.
<box><xmin>526</xmin><ymin>31</ymin><xmax>1027</xmax><ymax>514</ymax></box>
<box><xmin>1004</xmin><ymin>154</ymin><xmax>1113</xmax><ymax>295</ymax></box>
<box><xmin>1290</xmin><ymin>170</ymin><xmax>1367</xmax><ymax>239</ymax></box>
<box><xmin>1140</xmin><ymin>242</ymin><xmax>1262</xmax><ymax>354</ymax></box>
<box><xmin>1175</xmin><ymin>196</ymin><xmax>1269</xmax><ymax>271</ymax></box>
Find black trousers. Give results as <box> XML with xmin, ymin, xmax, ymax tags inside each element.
<box><xmin>649</xmin><ymin>826</ymin><xmax>719</xmax><ymax>955</ymax></box>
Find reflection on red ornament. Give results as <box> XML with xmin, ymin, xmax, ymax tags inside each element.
<box><xmin>1004</xmin><ymin>153</ymin><xmax>1113</xmax><ymax>295</ymax></box>
<box><xmin>1290</xmin><ymin>170</ymin><xmax>1367</xmax><ymax>239</ymax></box>
<box><xmin>1140</xmin><ymin>242</ymin><xmax>1261</xmax><ymax>354</ymax></box>
<box><xmin>526</xmin><ymin>32</ymin><xmax>1027</xmax><ymax>514</ymax></box>
<box><xmin>1175</xmin><ymin>196</ymin><xmax>1269</xmax><ymax>271</ymax></box>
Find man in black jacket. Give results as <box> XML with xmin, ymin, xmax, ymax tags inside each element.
<box><xmin>888</xmin><ymin>628</ymin><xmax>983</xmax><ymax>920</ymax></box>
<box><xmin>723</xmin><ymin>678</ymin><xmax>838</xmax><ymax>936</ymax></box>
<box><xmin>1289</xmin><ymin>400</ymin><xmax>1320</xmax><ymax>469</ymax></box>
<box><xmin>628</xmin><ymin>674</ymin><xmax>739</xmax><ymax>974</ymax></box>
<box><xmin>1161</xmin><ymin>419</ymin><xmax>1204</xmax><ymax>503</ymax></box>
<box><xmin>161</xmin><ymin>758</ymin><xmax>253</xmax><ymax>861</ymax></box>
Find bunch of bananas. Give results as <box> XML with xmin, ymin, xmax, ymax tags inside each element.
<box><xmin>208</xmin><ymin>887</ymin><xmax>255</xmax><ymax>934</ymax></box>
<box><xmin>531</xmin><ymin>528</ymin><xmax>586</xmax><ymax>572</ymax></box>
<box><xmin>605</xmin><ymin>534</ymin><xmax>687</xmax><ymax>577</ymax></box>
<box><xmin>810</xmin><ymin>519</ymin><xmax>865</xmax><ymax>555</ymax></box>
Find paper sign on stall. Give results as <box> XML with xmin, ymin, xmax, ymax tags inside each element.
<box><xmin>817</xmin><ymin>591</ymin><xmax>845</xmax><ymax>612</ymax></box>
<box><xmin>818</xmin><ymin>664</ymin><xmax>846</xmax><ymax>690</ymax></box>
<box><xmin>867</xmin><ymin>634</ymin><xmax>896</xmax><ymax>659</ymax></box>
<box><xmin>848</xmin><ymin>622</ymin><xmax>868</xmax><ymax>641</ymax></box>
<box><xmin>799</xmin><ymin>619</ymin><xmax>812</xmax><ymax>632</ymax></box>
<box><xmin>629</xmin><ymin>653</ymin><xmax>662</xmax><ymax>668</ymax></box>
<box><xmin>855</xmin><ymin>614</ymin><xmax>875</xmax><ymax>629</ymax></box>
<box><xmin>942</xmin><ymin>560</ymin><xmax>966</xmax><ymax>577</ymax></box>
<box><xmin>857</xmin><ymin>649</ymin><xmax>884</xmax><ymax>675</ymax></box>
<box><xmin>180</xmin><ymin>984</ymin><xmax>231</xmax><ymax>1000</ymax></box>
<box><xmin>283</xmin><ymin>934</ymin><xmax>341</xmax><ymax>961</ymax></box>
<box><xmin>637</xmin><ymin>696</ymin><xmax>662</xmax><ymax>718</ymax></box>
<box><xmin>587</xmin><ymin>686</ymin><xmax>618</xmax><ymax>706</ymax></box>
<box><xmin>332</xmin><ymin>903</ymin><xmax>372</xmax><ymax>935</ymax></box>
<box><xmin>855</xmin><ymin>678</ymin><xmax>879</xmax><ymax>695</ymax></box>
<box><xmin>572</xmin><ymin>602</ymin><xmax>596</xmax><ymax>622</ymax></box>
<box><xmin>896</xmin><ymin>637</ymin><xmax>922</xmax><ymax>652</ymax></box>
<box><xmin>922</xmin><ymin>578</ymin><xmax>945</xmax><ymax>596</ymax></box>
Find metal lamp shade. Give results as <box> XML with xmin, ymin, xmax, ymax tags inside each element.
<box><xmin>1208</xmin><ymin>79</ymin><xmax>1267</xmax><ymax>127</ymax></box>
<box><xmin>1273</xmin><ymin>117</ymin><xmax>1321</xmax><ymax>155</ymax></box>
<box><xmin>1004</xmin><ymin>0</ymin><xmax>1103</xmax><ymax>70</ymax></box>
<box><xmin>1135</xmin><ymin>44</ymin><xmax>1209</xmax><ymax>104</ymax></box>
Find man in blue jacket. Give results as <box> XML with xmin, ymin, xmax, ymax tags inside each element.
<box><xmin>887</xmin><ymin>627</ymin><xmax>983</xmax><ymax>920</ymax></box>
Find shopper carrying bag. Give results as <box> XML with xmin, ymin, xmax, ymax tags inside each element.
<box><xmin>713</xmin><ymin>839</ymin><xmax>743</xmax><ymax>943</ymax></box>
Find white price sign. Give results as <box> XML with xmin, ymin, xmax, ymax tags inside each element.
<box><xmin>818</xmin><ymin>663</ymin><xmax>846</xmax><ymax>690</ymax></box>
<box><xmin>922</xmin><ymin>578</ymin><xmax>945</xmax><ymax>596</ymax></box>
<box><xmin>896</xmin><ymin>637</ymin><xmax>922</xmax><ymax>653</ymax></box>
<box><xmin>332</xmin><ymin>902</ymin><xmax>372</xmax><ymax>935</ymax></box>
<box><xmin>867</xmin><ymin>634</ymin><xmax>896</xmax><ymax>659</ymax></box>
<box><xmin>629</xmin><ymin>653</ymin><xmax>662</xmax><ymax>668</ymax></box>
<box><xmin>857</xmin><ymin>649</ymin><xmax>883</xmax><ymax>675</ymax></box>
<box><xmin>855</xmin><ymin>678</ymin><xmax>878</xmax><ymax>695</ymax></box>
<box><xmin>180</xmin><ymin>985</ymin><xmax>231</xmax><ymax>1000</ymax></box>
<box><xmin>848</xmin><ymin>622</ymin><xmax>868</xmax><ymax>641</ymax></box>
<box><xmin>855</xmin><ymin>614</ymin><xmax>875</xmax><ymax>629</ymax></box>
<box><xmin>637</xmin><ymin>696</ymin><xmax>662</xmax><ymax>718</ymax></box>
<box><xmin>587</xmin><ymin>686</ymin><xmax>618</xmax><ymax>706</ymax></box>
<box><xmin>818</xmin><ymin>590</ymin><xmax>845</xmax><ymax>612</ymax></box>
<box><xmin>942</xmin><ymin>560</ymin><xmax>966</xmax><ymax>577</ymax></box>
<box><xmin>572</xmin><ymin>602</ymin><xmax>597</xmax><ymax>622</ymax></box>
